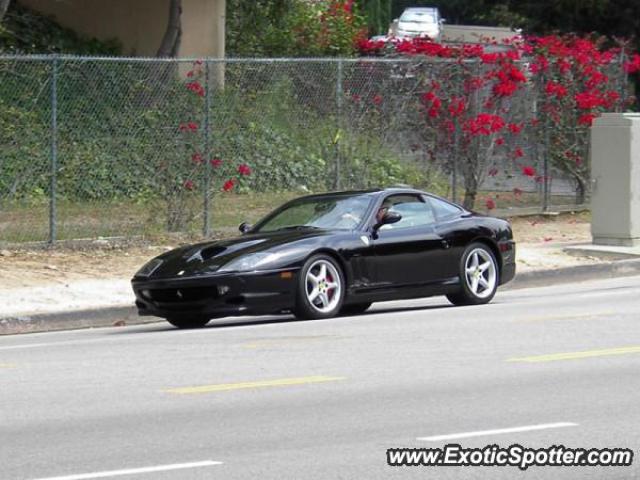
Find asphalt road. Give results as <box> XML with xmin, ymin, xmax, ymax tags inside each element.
<box><xmin>1</xmin><ymin>276</ymin><xmax>640</xmax><ymax>480</ymax></box>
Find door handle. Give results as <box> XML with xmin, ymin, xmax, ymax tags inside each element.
<box><xmin>441</xmin><ymin>239</ymin><xmax>450</xmax><ymax>249</ymax></box>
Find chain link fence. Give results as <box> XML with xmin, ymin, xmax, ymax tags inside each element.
<box><xmin>0</xmin><ymin>55</ymin><xmax>623</xmax><ymax>246</ymax></box>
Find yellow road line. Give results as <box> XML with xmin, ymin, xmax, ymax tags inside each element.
<box><xmin>508</xmin><ymin>346</ymin><xmax>640</xmax><ymax>363</ymax></box>
<box><xmin>165</xmin><ymin>375</ymin><xmax>346</xmax><ymax>394</ymax></box>
<box><xmin>0</xmin><ymin>363</ymin><xmax>16</xmax><ymax>369</ymax></box>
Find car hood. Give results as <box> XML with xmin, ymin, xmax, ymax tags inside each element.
<box><xmin>139</xmin><ymin>229</ymin><xmax>334</xmax><ymax>279</ymax></box>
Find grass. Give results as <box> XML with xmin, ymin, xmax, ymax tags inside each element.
<box><xmin>0</xmin><ymin>190</ymin><xmax>584</xmax><ymax>245</ymax></box>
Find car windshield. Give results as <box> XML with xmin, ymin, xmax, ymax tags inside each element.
<box><xmin>400</xmin><ymin>11</ymin><xmax>436</xmax><ymax>23</ymax></box>
<box><xmin>254</xmin><ymin>194</ymin><xmax>373</xmax><ymax>232</ymax></box>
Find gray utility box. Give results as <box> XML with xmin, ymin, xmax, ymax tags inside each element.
<box><xmin>591</xmin><ymin>113</ymin><xmax>640</xmax><ymax>246</ymax></box>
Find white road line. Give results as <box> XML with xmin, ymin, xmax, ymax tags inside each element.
<box><xmin>30</xmin><ymin>460</ymin><xmax>222</xmax><ymax>480</ymax></box>
<box><xmin>417</xmin><ymin>422</ymin><xmax>578</xmax><ymax>442</ymax></box>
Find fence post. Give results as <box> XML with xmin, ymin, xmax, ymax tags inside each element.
<box><xmin>335</xmin><ymin>59</ymin><xmax>343</xmax><ymax>190</ymax></box>
<box><xmin>203</xmin><ymin>60</ymin><xmax>212</xmax><ymax>237</ymax></box>
<box><xmin>542</xmin><ymin>114</ymin><xmax>550</xmax><ymax>212</ymax></box>
<box><xmin>451</xmin><ymin>122</ymin><xmax>458</xmax><ymax>203</ymax></box>
<box><xmin>49</xmin><ymin>56</ymin><xmax>59</xmax><ymax>245</ymax></box>
<box><xmin>619</xmin><ymin>47</ymin><xmax>628</xmax><ymax>110</ymax></box>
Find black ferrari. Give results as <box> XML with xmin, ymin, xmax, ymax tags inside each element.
<box><xmin>132</xmin><ymin>188</ymin><xmax>516</xmax><ymax>328</ymax></box>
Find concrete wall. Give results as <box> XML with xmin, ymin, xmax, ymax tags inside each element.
<box><xmin>441</xmin><ymin>25</ymin><xmax>520</xmax><ymax>44</ymax></box>
<box><xmin>18</xmin><ymin>0</ymin><xmax>225</xmax><ymax>58</ymax></box>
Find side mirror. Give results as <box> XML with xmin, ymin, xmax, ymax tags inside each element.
<box><xmin>372</xmin><ymin>211</ymin><xmax>401</xmax><ymax>239</ymax></box>
<box><xmin>238</xmin><ymin>222</ymin><xmax>252</xmax><ymax>234</ymax></box>
<box><xmin>381</xmin><ymin>211</ymin><xmax>402</xmax><ymax>226</ymax></box>
<box><xmin>373</xmin><ymin>211</ymin><xmax>402</xmax><ymax>235</ymax></box>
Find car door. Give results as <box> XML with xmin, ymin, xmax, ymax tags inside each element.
<box><xmin>370</xmin><ymin>194</ymin><xmax>449</xmax><ymax>289</ymax></box>
<box><xmin>425</xmin><ymin>195</ymin><xmax>468</xmax><ymax>281</ymax></box>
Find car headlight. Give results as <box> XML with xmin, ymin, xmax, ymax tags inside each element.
<box><xmin>218</xmin><ymin>252</ymin><xmax>280</xmax><ymax>273</ymax></box>
<box><xmin>135</xmin><ymin>258</ymin><xmax>163</xmax><ymax>277</ymax></box>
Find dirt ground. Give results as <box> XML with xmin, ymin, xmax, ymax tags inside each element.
<box><xmin>0</xmin><ymin>212</ymin><xmax>593</xmax><ymax>289</ymax></box>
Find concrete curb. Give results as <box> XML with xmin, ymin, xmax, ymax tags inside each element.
<box><xmin>3</xmin><ymin>259</ymin><xmax>640</xmax><ymax>335</ymax></box>
<box><xmin>0</xmin><ymin>306</ymin><xmax>157</xmax><ymax>336</ymax></box>
<box><xmin>504</xmin><ymin>258</ymin><xmax>640</xmax><ymax>290</ymax></box>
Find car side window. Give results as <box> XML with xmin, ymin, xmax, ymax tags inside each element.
<box><xmin>426</xmin><ymin>196</ymin><xmax>462</xmax><ymax>221</ymax></box>
<box><xmin>379</xmin><ymin>195</ymin><xmax>436</xmax><ymax>230</ymax></box>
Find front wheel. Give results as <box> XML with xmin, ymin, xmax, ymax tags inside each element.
<box><xmin>293</xmin><ymin>254</ymin><xmax>345</xmax><ymax>320</ymax></box>
<box><xmin>447</xmin><ymin>243</ymin><xmax>499</xmax><ymax>306</ymax></box>
<box><xmin>166</xmin><ymin>317</ymin><xmax>210</xmax><ymax>329</ymax></box>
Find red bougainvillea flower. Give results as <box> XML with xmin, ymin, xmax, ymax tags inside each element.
<box><xmin>237</xmin><ymin>163</ymin><xmax>251</xmax><ymax>176</ymax></box>
<box><xmin>464</xmin><ymin>113</ymin><xmax>505</xmax><ymax>136</ymax></box>
<box><xmin>191</xmin><ymin>153</ymin><xmax>203</xmax><ymax>165</ymax></box>
<box><xmin>488</xmin><ymin>167</ymin><xmax>499</xmax><ymax>177</ymax></box>
<box><xmin>351</xmin><ymin>94</ymin><xmax>361</xmax><ymax>103</ymax></box>
<box><xmin>578</xmin><ymin>113</ymin><xmax>598</xmax><ymax>126</ymax></box>
<box><xmin>603</xmin><ymin>90</ymin><xmax>620</xmax><ymax>108</ymax></box>
<box><xmin>522</xmin><ymin>165</ymin><xmax>536</xmax><ymax>177</ymax></box>
<box><xmin>210</xmin><ymin>157</ymin><xmax>222</xmax><ymax>168</ymax></box>
<box><xmin>186</xmin><ymin>81</ymin><xmax>205</xmax><ymax>97</ymax></box>
<box><xmin>495</xmin><ymin>138</ymin><xmax>505</xmax><ymax>146</ymax></box>
<box><xmin>575</xmin><ymin>91</ymin><xmax>604</xmax><ymax>110</ymax></box>
<box><xmin>448</xmin><ymin>97</ymin><xmax>466</xmax><ymax>117</ymax></box>
<box><xmin>492</xmin><ymin>80</ymin><xmax>518</xmax><ymax>97</ymax></box>
<box><xmin>508</xmin><ymin>123</ymin><xmax>523</xmax><ymax>134</ymax></box>
<box><xmin>186</xmin><ymin>70</ymin><xmax>195</xmax><ymax>78</ymax></box>
<box><xmin>183</xmin><ymin>179</ymin><xmax>195</xmax><ymax>191</ymax></box>
<box><xmin>545</xmin><ymin>81</ymin><xmax>568</xmax><ymax>99</ymax></box>
<box><xmin>372</xmin><ymin>94</ymin><xmax>383</xmax><ymax>105</ymax></box>
<box><xmin>624</xmin><ymin>54</ymin><xmax>640</xmax><ymax>74</ymax></box>
<box><xmin>480</xmin><ymin>52</ymin><xmax>500</xmax><ymax>64</ymax></box>
<box><xmin>179</xmin><ymin>122</ymin><xmax>199</xmax><ymax>133</ymax></box>
<box><xmin>485</xmin><ymin>197</ymin><xmax>496</xmax><ymax>210</ymax></box>
<box><xmin>514</xmin><ymin>147</ymin><xmax>524</xmax><ymax>158</ymax></box>
<box><xmin>222</xmin><ymin>179</ymin><xmax>235</xmax><ymax>192</ymax></box>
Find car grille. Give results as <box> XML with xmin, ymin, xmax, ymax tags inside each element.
<box><xmin>145</xmin><ymin>287</ymin><xmax>218</xmax><ymax>303</ymax></box>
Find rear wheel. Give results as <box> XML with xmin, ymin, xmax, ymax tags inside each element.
<box><xmin>166</xmin><ymin>317</ymin><xmax>210</xmax><ymax>329</ymax></box>
<box><xmin>340</xmin><ymin>302</ymin><xmax>372</xmax><ymax>316</ymax></box>
<box><xmin>294</xmin><ymin>254</ymin><xmax>345</xmax><ymax>320</ymax></box>
<box><xmin>447</xmin><ymin>243</ymin><xmax>499</xmax><ymax>306</ymax></box>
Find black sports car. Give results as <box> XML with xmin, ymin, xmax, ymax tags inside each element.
<box><xmin>132</xmin><ymin>188</ymin><xmax>516</xmax><ymax>328</ymax></box>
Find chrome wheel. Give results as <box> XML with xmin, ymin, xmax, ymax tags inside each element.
<box><xmin>305</xmin><ymin>259</ymin><xmax>342</xmax><ymax>314</ymax></box>
<box><xmin>464</xmin><ymin>248</ymin><xmax>497</xmax><ymax>299</ymax></box>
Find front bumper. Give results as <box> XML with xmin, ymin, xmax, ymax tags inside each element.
<box><xmin>131</xmin><ymin>268</ymin><xmax>299</xmax><ymax>320</ymax></box>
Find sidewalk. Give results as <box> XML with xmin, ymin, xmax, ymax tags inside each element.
<box><xmin>2</xmin><ymin>212</ymin><xmax>640</xmax><ymax>334</ymax></box>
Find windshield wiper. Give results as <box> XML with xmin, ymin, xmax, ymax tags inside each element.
<box><xmin>275</xmin><ymin>225</ymin><xmax>321</xmax><ymax>231</ymax></box>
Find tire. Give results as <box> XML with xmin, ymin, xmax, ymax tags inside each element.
<box><xmin>293</xmin><ymin>254</ymin><xmax>345</xmax><ymax>320</ymax></box>
<box><xmin>447</xmin><ymin>242</ymin><xmax>499</xmax><ymax>306</ymax></box>
<box><xmin>340</xmin><ymin>302</ymin><xmax>372</xmax><ymax>316</ymax></box>
<box><xmin>166</xmin><ymin>317</ymin><xmax>210</xmax><ymax>329</ymax></box>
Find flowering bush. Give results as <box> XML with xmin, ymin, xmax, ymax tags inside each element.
<box><xmin>227</xmin><ymin>0</ymin><xmax>366</xmax><ymax>57</ymax></box>
<box><xmin>157</xmin><ymin>61</ymin><xmax>254</xmax><ymax>231</ymax></box>
<box><xmin>358</xmin><ymin>34</ymin><xmax>636</xmax><ymax>209</ymax></box>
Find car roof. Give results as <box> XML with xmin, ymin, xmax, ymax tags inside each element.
<box><xmin>403</xmin><ymin>7</ymin><xmax>439</xmax><ymax>13</ymax></box>
<box><xmin>293</xmin><ymin>187</ymin><xmax>435</xmax><ymax>200</ymax></box>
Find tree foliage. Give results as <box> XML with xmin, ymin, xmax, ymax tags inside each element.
<box><xmin>226</xmin><ymin>0</ymin><xmax>366</xmax><ymax>57</ymax></box>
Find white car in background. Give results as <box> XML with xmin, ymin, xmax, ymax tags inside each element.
<box><xmin>393</xmin><ymin>7</ymin><xmax>443</xmax><ymax>41</ymax></box>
